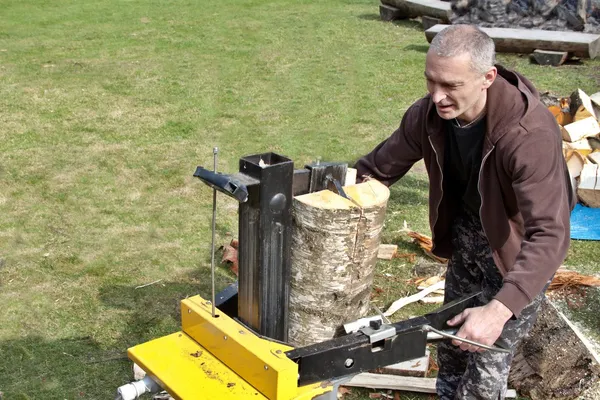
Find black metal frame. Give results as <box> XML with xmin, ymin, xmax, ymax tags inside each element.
<box><xmin>285</xmin><ymin>291</ymin><xmax>482</xmax><ymax>385</ymax></box>
<box><xmin>194</xmin><ymin>152</ymin><xmax>348</xmax><ymax>342</ymax></box>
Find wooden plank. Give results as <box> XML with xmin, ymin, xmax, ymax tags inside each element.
<box><xmin>372</xmin><ymin>350</ymin><xmax>430</xmax><ymax>377</ymax></box>
<box><xmin>561</xmin><ymin>117</ymin><xmax>600</xmax><ymax>142</ymax></box>
<box><xmin>422</xmin><ymin>15</ymin><xmax>442</xmax><ymax>31</ymax></box>
<box><xmin>343</xmin><ymin>374</ymin><xmax>517</xmax><ymax>397</ymax></box>
<box><xmin>378</xmin><ymin>244</ymin><xmax>398</xmax><ymax>260</ymax></box>
<box><xmin>531</xmin><ymin>49</ymin><xmax>568</xmax><ymax>66</ymax></box>
<box><xmin>379</xmin><ymin>4</ymin><xmax>403</xmax><ymax>21</ymax></box>
<box><xmin>381</xmin><ymin>0</ymin><xmax>451</xmax><ymax>22</ymax></box>
<box><xmin>425</xmin><ymin>24</ymin><xmax>600</xmax><ymax>59</ymax></box>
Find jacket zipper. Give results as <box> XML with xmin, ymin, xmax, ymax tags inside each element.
<box><xmin>477</xmin><ymin>144</ymin><xmax>495</xmax><ymax>243</ymax></box>
<box><xmin>429</xmin><ymin>135</ymin><xmax>443</xmax><ymax>251</ymax></box>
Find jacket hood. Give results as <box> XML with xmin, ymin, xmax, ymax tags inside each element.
<box><xmin>486</xmin><ymin>65</ymin><xmax>541</xmax><ymax>143</ymax></box>
<box><xmin>425</xmin><ymin>64</ymin><xmax>542</xmax><ymax>144</ymax></box>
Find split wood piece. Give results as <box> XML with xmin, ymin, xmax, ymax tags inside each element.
<box><xmin>343</xmin><ymin>374</ymin><xmax>517</xmax><ymax>397</ymax></box>
<box><xmin>588</xmin><ymin>152</ymin><xmax>600</xmax><ymax>165</ymax></box>
<box><xmin>548</xmin><ymin>269</ymin><xmax>600</xmax><ymax>291</ymax></box>
<box><xmin>566</xmin><ymin>150</ymin><xmax>586</xmax><ymax>180</ymax></box>
<box><xmin>419</xmin><ymin>296</ymin><xmax>444</xmax><ymax>304</ymax></box>
<box><xmin>508</xmin><ymin>298</ymin><xmax>600</xmax><ymax>399</ymax></box>
<box><xmin>421</xmin><ymin>15</ymin><xmax>442</xmax><ymax>31</ymax></box>
<box><xmin>288</xmin><ymin>181</ymin><xmax>390</xmax><ymax>346</ymax></box>
<box><xmin>406</xmin><ymin>230</ymin><xmax>447</xmax><ymax>263</ymax></box>
<box><xmin>561</xmin><ymin>117</ymin><xmax>600</xmax><ymax>142</ymax></box>
<box><xmin>345</xmin><ymin>167</ymin><xmax>357</xmax><ymax>187</ymax></box>
<box><xmin>570</xmin><ymin>88</ymin><xmax>599</xmax><ymax>121</ymax></box>
<box><xmin>530</xmin><ymin>49</ymin><xmax>569</xmax><ymax>66</ymax></box>
<box><xmin>383</xmin><ymin>280</ymin><xmax>445</xmax><ymax>317</ymax></box>
<box><xmin>380</xmin><ymin>0</ymin><xmax>451</xmax><ymax>23</ymax></box>
<box><xmin>372</xmin><ymin>349</ymin><xmax>430</xmax><ymax>377</ymax></box>
<box><xmin>425</xmin><ymin>24</ymin><xmax>600</xmax><ymax>59</ymax></box>
<box><xmin>564</xmin><ymin>137</ymin><xmax>593</xmax><ymax>157</ymax></box>
<box><xmin>577</xmin><ymin>164</ymin><xmax>600</xmax><ymax>207</ymax></box>
<box><xmin>591</xmin><ymin>92</ymin><xmax>600</xmax><ymax>107</ymax></box>
<box><xmin>378</xmin><ymin>244</ymin><xmax>398</xmax><ymax>260</ymax></box>
<box><xmin>548</xmin><ymin>99</ymin><xmax>572</xmax><ymax>127</ymax></box>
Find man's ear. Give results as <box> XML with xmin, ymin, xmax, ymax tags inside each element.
<box><xmin>482</xmin><ymin>66</ymin><xmax>497</xmax><ymax>89</ymax></box>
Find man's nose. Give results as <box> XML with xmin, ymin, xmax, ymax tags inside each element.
<box><xmin>431</xmin><ymin>90</ymin><xmax>446</xmax><ymax>104</ymax></box>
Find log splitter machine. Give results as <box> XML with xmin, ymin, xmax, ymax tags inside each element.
<box><xmin>116</xmin><ymin>151</ymin><xmax>508</xmax><ymax>400</ymax></box>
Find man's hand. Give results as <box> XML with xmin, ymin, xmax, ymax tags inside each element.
<box><xmin>446</xmin><ymin>299</ymin><xmax>513</xmax><ymax>352</ymax></box>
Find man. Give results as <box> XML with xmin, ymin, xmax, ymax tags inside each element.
<box><xmin>355</xmin><ymin>25</ymin><xmax>574</xmax><ymax>399</ymax></box>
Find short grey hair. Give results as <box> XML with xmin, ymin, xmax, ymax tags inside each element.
<box><xmin>429</xmin><ymin>25</ymin><xmax>496</xmax><ymax>74</ymax></box>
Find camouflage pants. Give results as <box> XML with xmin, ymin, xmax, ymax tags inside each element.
<box><xmin>436</xmin><ymin>210</ymin><xmax>545</xmax><ymax>400</ymax></box>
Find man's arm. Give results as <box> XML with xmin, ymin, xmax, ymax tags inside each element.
<box><xmin>354</xmin><ymin>103</ymin><xmax>425</xmax><ymax>185</ymax></box>
<box><xmin>494</xmin><ymin>123</ymin><xmax>571</xmax><ymax>318</ymax></box>
<box><xmin>448</xmin><ymin>119</ymin><xmax>571</xmax><ymax>351</ymax></box>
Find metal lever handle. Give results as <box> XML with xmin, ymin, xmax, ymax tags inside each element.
<box><xmin>193</xmin><ymin>167</ymin><xmax>249</xmax><ymax>202</ymax></box>
<box><xmin>424</xmin><ymin>325</ymin><xmax>511</xmax><ymax>354</ymax></box>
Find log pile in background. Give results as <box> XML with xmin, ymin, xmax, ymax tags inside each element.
<box><xmin>552</xmin><ymin>89</ymin><xmax>600</xmax><ymax>207</ymax></box>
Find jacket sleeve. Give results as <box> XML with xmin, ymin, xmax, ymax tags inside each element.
<box><xmin>493</xmin><ymin>119</ymin><xmax>571</xmax><ymax>317</ymax></box>
<box><xmin>354</xmin><ymin>103</ymin><xmax>425</xmax><ymax>186</ymax></box>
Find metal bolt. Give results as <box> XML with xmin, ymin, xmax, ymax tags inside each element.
<box><xmin>187</xmin><ymin>309</ymin><xmax>191</xmax><ymax>313</ymax></box>
<box><xmin>224</xmin><ymin>336</ymin><xmax>228</xmax><ymax>340</ymax></box>
<box><xmin>264</xmin><ymin>365</ymin><xmax>269</xmax><ymax>370</ymax></box>
<box><xmin>344</xmin><ymin>358</ymin><xmax>354</xmax><ymax>368</ymax></box>
<box><xmin>275</xmin><ymin>350</ymin><xmax>282</xmax><ymax>354</ymax></box>
<box><xmin>239</xmin><ymin>330</ymin><xmax>245</xmax><ymax>335</ymax></box>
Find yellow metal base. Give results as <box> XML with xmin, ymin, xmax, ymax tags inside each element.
<box><xmin>127</xmin><ymin>295</ymin><xmax>332</xmax><ymax>400</ymax></box>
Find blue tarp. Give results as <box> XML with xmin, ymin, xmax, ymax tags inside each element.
<box><xmin>570</xmin><ymin>203</ymin><xmax>600</xmax><ymax>241</ymax></box>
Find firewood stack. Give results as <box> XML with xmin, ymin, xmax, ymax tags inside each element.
<box><xmin>550</xmin><ymin>89</ymin><xmax>600</xmax><ymax>207</ymax></box>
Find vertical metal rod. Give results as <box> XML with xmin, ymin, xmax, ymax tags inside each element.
<box><xmin>210</xmin><ymin>147</ymin><xmax>218</xmax><ymax>317</ymax></box>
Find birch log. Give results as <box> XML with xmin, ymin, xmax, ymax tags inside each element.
<box><xmin>288</xmin><ymin>181</ymin><xmax>390</xmax><ymax>346</ymax></box>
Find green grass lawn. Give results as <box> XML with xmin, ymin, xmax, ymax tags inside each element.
<box><xmin>1</xmin><ymin>0</ymin><xmax>599</xmax><ymax>399</ymax></box>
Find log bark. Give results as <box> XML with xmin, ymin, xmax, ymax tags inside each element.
<box><xmin>508</xmin><ymin>299</ymin><xmax>600</xmax><ymax>399</ymax></box>
<box><xmin>425</xmin><ymin>24</ymin><xmax>600</xmax><ymax>59</ymax></box>
<box><xmin>288</xmin><ymin>181</ymin><xmax>390</xmax><ymax>346</ymax></box>
<box><xmin>531</xmin><ymin>49</ymin><xmax>569</xmax><ymax>66</ymax></box>
<box><xmin>381</xmin><ymin>0</ymin><xmax>451</xmax><ymax>22</ymax></box>
<box><xmin>380</xmin><ymin>3</ymin><xmax>404</xmax><ymax>21</ymax></box>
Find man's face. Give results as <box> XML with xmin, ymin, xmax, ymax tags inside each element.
<box><xmin>424</xmin><ymin>51</ymin><xmax>494</xmax><ymax>122</ymax></box>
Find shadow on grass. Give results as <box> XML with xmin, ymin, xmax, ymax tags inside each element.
<box><xmin>0</xmin><ymin>335</ymin><xmax>131</xmax><ymax>399</ymax></box>
<box><xmin>357</xmin><ymin>13</ymin><xmax>381</xmax><ymax>21</ymax></box>
<box><xmin>404</xmin><ymin>44</ymin><xmax>430</xmax><ymax>53</ymax></box>
<box><xmin>98</xmin><ymin>278</ymin><xmax>214</xmax><ymax>347</ymax></box>
<box><xmin>0</xmin><ymin>276</ymin><xmax>220</xmax><ymax>399</ymax></box>
<box><xmin>356</xmin><ymin>14</ymin><xmax>424</xmax><ymax>32</ymax></box>
<box><xmin>387</xmin><ymin>173</ymin><xmax>429</xmax><ymax>207</ymax></box>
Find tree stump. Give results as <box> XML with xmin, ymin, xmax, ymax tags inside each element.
<box><xmin>288</xmin><ymin>181</ymin><xmax>390</xmax><ymax>346</ymax></box>
<box><xmin>508</xmin><ymin>298</ymin><xmax>600</xmax><ymax>399</ymax></box>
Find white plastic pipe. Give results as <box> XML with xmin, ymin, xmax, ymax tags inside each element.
<box><xmin>116</xmin><ymin>376</ymin><xmax>161</xmax><ymax>400</ymax></box>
